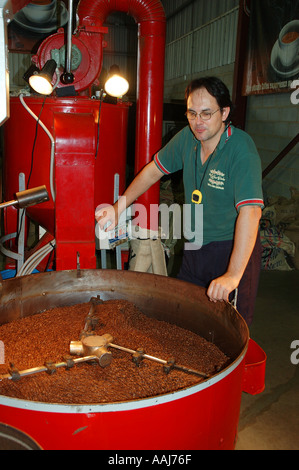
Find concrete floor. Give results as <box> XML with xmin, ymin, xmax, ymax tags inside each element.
<box><xmin>235</xmin><ymin>269</ymin><xmax>299</xmax><ymax>450</ymax></box>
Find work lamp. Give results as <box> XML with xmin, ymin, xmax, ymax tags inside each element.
<box><xmin>29</xmin><ymin>60</ymin><xmax>57</xmax><ymax>96</ymax></box>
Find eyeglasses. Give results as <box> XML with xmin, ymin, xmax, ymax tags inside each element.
<box><xmin>185</xmin><ymin>108</ymin><xmax>220</xmax><ymax>121</ymax></box>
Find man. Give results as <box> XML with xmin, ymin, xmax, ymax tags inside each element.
<box><xmin>96</xmin><ymin>77</ymin><xmax>264</xmax><ymax>325</ymax></box>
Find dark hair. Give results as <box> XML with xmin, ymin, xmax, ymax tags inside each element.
<box><xmin>185</xmin><ymin>76</ymin><xmax>234</xmax><ymax>124</ymax></box>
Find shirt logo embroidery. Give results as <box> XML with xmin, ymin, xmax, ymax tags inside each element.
<box><xmin>207</xmin><ymin>169</ymin><xmax>225</xmax><ymax>190</ymax></box>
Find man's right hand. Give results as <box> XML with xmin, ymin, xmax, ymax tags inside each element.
<box><xmin>95</xmin><ymin>204</ymin><xmax>117</xmax><ymax>231</ymax></box>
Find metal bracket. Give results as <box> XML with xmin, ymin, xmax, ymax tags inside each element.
<box><xmin>132</xmin><ymin>348</ymin><xmax>145</xmax><ymax>367</ymax></box>
<box><xmin>163</xmin><ymin>357</ymin><xmax>175</xmax><ymax>375</ymax></box>
<box><xmin>44</xmin><ymin>362</ymin><xmax>57</xmax><ymax>375</ymax></box>
<box><xmin>8</xmin><ymin>363</ymin><xmax>21</xmax><ymax>382</ymax></box>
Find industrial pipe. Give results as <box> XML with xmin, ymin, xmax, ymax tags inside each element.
<box><xmin>0</xmin><ymin>186</ymin><xmax>49</xmax><ymax>210</ymax></box>
<box><xmin>77</xmin><ymin>0</ymin><xmax>166</xmax><ymax>230</ymax></box>
<box><xmin>61</xmin><ymin>0</ymin><xmax>75</xmax><ymax>84</ymax></box>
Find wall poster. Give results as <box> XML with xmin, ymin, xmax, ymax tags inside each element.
<box><xmin>243</xmin><ymin>0</ymin><xmax>299</xmax><ymax>96</ymax></box>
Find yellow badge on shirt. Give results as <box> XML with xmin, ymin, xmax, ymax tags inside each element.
<box><xmin>192</xmin><ymin>190</ymin><xmax>202</xmax><ymax>204</ymax></box>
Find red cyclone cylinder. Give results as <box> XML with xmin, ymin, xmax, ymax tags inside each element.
<box><xmin>77</xmin><ymin>0</ymin><xmax>166</xmax><ymax>230</ymax></box>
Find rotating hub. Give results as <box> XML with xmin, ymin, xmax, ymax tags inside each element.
<box><xmin>70</xmin><ymin>334</ymin><xmax>113</xmax><ymax>368</ymax></box>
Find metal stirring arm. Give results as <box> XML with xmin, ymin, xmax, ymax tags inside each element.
<box><xmin>108</xmin><ymin>342</ymin><xmax>210</xmax><ymax>379</ymax></box>
<box><xmin>0</xmin><ymin>296</ymin><xmax>210</xmax><ymax>383</ymax></box>
<box><xmin>0</xmin><ymin>355</ymin><xmax>100</xmax><ymax>382</ymax></box>
<box><xmin>79</xmin><ymin>298</ymin><xmax>209</xmax><ymax>379</ymax></box>
<box><xmin>83</xmin><ymin>296</ymin><xmax>103</xmax><ymax>334</ymax></box>
<box><xmin>71</xmin><ymin>335</ymin><xmax>210</xmax><ymax>379</ymax></box>
<box><xmin>0</xmin><ymin>334</ymin><xmax>210</xmax><ymax>382</ymax></box>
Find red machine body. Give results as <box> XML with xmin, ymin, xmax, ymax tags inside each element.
<box><xmin>0</xmin><ymin>362</ymin><xmax>246</xmax><ymax>450</ymax></box>
<box><xmin>3</xmin><ymin>96</ymin><xmax>130</xmax><ymax>270</ymax></box>
<box><xmin>0</xmin><ymin>270</ymin><xmax>267</xmax><ymax>450</ymax></box>
<box><xmin>3</xmin><ymin>0</ymin><xmax>166</xmax><ymax>270</ymax></box>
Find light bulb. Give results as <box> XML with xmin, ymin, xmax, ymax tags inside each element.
<box><xmin>104</xmin><ymin>75</ymin><xmax>129</xmax><ymax>98</ymax></box>
<box><xmin>29</xmin><ymin>74</ymin><xmax>53</xmax><ymax>95</ymax></box>
<box><xmin>28</xmin><ymin>59</ymin><xmax>57</xmax><ymax>95</ymax></box>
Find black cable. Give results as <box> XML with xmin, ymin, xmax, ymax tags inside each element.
<box><xmin>27</xmin><ymin>95</ymin><xmax>47</xmax><ymax>189</ymax></box>
<box><xmin>17</xmin><ymin>96</ymin><xmax>47</xmax><ymax>241</ymax></box>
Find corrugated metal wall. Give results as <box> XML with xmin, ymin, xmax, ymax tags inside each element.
<box><xmin>163</xmin><ymin>0</ymin><xmax>239</xmax><ymax>41</ymax></box>
<box><xmin>164</xmin><ymin>5</ymin><xmax>239</xmax><ymax>80</ymax></box>
<box><xmin>8</xmin><ymin>53</ymin><xmax>32</xmax><ymax>92</ymax></box>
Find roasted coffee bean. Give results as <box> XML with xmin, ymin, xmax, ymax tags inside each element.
<box><xmin>0</xmin><ymin>300</ymin><xmax>228</xmax><ymax>404</ymax></box>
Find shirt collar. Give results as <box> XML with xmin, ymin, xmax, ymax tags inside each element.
<box><xmin>191</xmin><ymin>122</ymin><xmax>234</xmax><ymax>149</ymax></box>
<box><xmin>219</xmin><ymin>122</ymin><xmax>233</xmax><ymax>149</ymax></box>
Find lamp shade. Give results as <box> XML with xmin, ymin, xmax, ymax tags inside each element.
<box><xmin>29</xmin><ymin>59</ymin><xmax>57</xmax><ymax>95</ymax></box>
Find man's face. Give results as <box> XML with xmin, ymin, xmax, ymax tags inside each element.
<box><xmin>186</xmin><ymin>88</ymin><xmax>230</xmax><ymax>144</ymax></box>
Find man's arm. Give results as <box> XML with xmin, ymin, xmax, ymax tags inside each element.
<box><xmin>95</xmin><ymin>160</ymin><xmax>164</xmax><ymax>230</ymax></box>
<box><xmin>207</xmin><ymin>205</ymin><xmax>262</xmax><ymax>302</ymax></box>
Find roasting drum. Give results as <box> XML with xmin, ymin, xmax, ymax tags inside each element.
<box><xmin>0</xmin><ymin>269</ymin><xmax>255</xmax><ymax>450</ymax></box>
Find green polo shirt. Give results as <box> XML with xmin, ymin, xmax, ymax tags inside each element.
<box><xmin>154</xmin><ymin>124</ymin><xmax>264</xmax><ymax>245</ymax></box>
